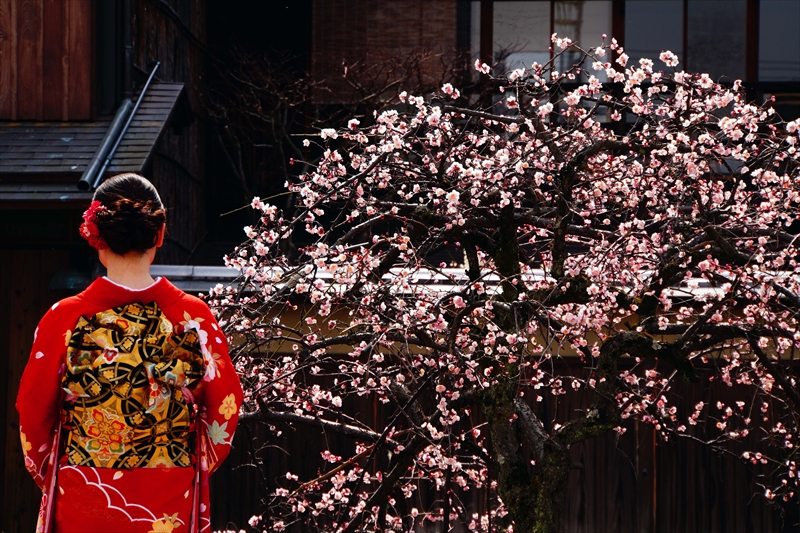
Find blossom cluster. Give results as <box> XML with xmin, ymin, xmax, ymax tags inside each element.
<box><xmin>211</xmin><ymin>36</ymin><xmax>800</xmax><ymax>531</ymax></box>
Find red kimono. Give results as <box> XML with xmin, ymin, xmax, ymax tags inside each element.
<box><xmin>16</xmin><ymin>277</ymin><xmax>244</xmax><ymax>533</ymax></box>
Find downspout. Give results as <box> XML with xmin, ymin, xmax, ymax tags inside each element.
<box><xmin>77</xmin><ymin>1</ymin><xmax>134</xmax><ymax>191</ymax></box>
<box><xmin>77</xmin><ymin>62</ymin><xmax>160</xmax><ymax>191</ymax></box>
<box><xmin>77</xmin><ymin>100</ymin><xmax>132</xmax><ymax>191</ymax></box>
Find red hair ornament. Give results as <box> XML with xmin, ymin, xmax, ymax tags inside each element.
<box><xmin>80</xmin><ymin>200</ymin><xmax>108</xmax><ymax>250</ymax></box>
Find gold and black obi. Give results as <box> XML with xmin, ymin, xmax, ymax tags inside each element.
<box><xmin>62</xmin><ymin>302</ymin><xmax>204</xmax><ymax>469</ymax></box>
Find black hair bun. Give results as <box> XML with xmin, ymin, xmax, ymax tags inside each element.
<box><xmin>92</xmin><ymin>174</ymin><xmax>167</xmax><ymax>255</ymax></box>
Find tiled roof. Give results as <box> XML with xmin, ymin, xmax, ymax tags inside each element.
<box><xmin>0</xmin><ymin>183</ymin><xmax>93</xmax><ymax>203</ymax></box>
<box><xmin>0</xmin><ymin>83</ymin><xmax>186</xmax><ymax>202</ymax></box>
<box><xmin>49</xmin><ymin>266</ymin><xmax>240</xmax><ymax>293</ymax></box>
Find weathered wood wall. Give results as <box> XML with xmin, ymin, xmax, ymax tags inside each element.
<box><xmin>222</xmin><ymin>364</ymin><xmax>795</xmax><ymax>533</ymax></box>
<box><xmin>131</xmin><ymin>0</ymin><xmax>207</xmax><ymax>265</ymax></box>
<box><xmin>0</xmin><ymin>248</ymin><xmax>72</xmax><ymax>533</ymax></box>
<box><xmin>0</xmin><ymin>0</ymin><xmax>94</xmax><ymax>121</ymax></box>
<box><xmin>556</xmin><ymin>373</ymin><xmax>791</xmax><ymax>533</ymax></box>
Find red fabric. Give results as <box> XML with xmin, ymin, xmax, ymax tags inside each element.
<box><xmin>16</xmin><ymin>277</ymin><xmax>244</xmax><ymax>533</ymax></box>
<box><xmin>54</xmin><ymin>466</ymin><xmax>194</xmax><ymax>533</ymax></box>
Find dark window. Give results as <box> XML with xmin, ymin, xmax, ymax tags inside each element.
<box><xmin>686</xmin><ymin>0</ymin><xmax>746</xmax><ymax>81</ymax></box>
<box><xmin>493</xmin><ymin>1</ymin><xmax>550</xmax><ymax>72</ymax></box>
<box><xmin>759</xmin><ymin>0</ymin><xmax>800</xmax><ymax>81</ymax></box>
<box><xmin>625</xmin><ymin>0</ymin><xmax>683</xmax><ymax>67</ymax></box>
<box><xmin>486</xmin><ymin>1</ymin><xmax>611</xmax><ymax>79</ymax></box>
<box><xmin>553</xmin><ymin>1</ymin><xmax>611</xmax><ymax>80</ymax></box>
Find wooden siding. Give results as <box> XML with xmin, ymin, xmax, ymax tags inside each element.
<box><xmin>130</xmin><ymin>0</ymin><xmax>207</xmax><ymax>265</ymax></box>
<box><xmin>0</xmin><ymin>248</ymin><xmax>71</xmax><ymax>533</ymax></box>
<box><xmin>0</xmin><ymin>0</ymin><xmax>93</xmax><ymax>121</ymax></box>
<box><xmin>151</xmin><ymin>120</ymin><xmax>206</xmax><ymax>265</ymax></box>
<box><xmin>221</xmin><ymin>367</ymin><xmax>789</xmax><ymax>533</ymax></box>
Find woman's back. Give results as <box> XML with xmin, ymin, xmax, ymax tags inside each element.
<box><xmin>16</xmin><ymin>174</ymin><xmax>242</xmax><ymax>533</ymax></box>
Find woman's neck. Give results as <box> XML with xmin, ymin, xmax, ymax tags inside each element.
<box><xmin>100</xmin><ymin>249</ymin><xmax>157</xmax><ymax>290</ymax></box>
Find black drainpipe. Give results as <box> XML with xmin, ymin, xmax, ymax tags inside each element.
<box><xmin>77</xmin><ymin>62</ymin><xmax>160</xmax><ymax>191</ymax></box>
<box><xmin>77</xmin><ymin>100</ymin><xmax>132</xmax><ymax>191</ymax></box>
<box><xmin>76</xmin><ymin>1</ymin><xmax>135</xmax><ymax>192</ymax></box>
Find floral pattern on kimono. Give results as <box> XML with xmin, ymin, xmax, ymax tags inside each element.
<box><xmin>62</xmin><ymin>301</ymin><xmax>204</xmax><ymax>469</ymax></box>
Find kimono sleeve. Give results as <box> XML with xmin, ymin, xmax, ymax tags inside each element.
<box><xmin>187</xmin><ymin>303</ymin><xmax>244</xmax><ymax>476</ymax></box>
<box><xmin>15</xmin><ymin>304</ymin><xmax>72</xmax><ymax>489</ymax></box>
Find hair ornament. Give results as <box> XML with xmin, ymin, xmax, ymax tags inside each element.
<box><xmin>80</xmin><ymin>200</ymin><xmax>108</xmax><ymax>250</ymax></box>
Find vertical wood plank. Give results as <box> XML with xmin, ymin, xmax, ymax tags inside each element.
<box><xmin>157</xmin><ymin>5</ymin><xmax>168</xmax><ymax>80</ymax></box>
<box><xmin>2</xmin><ymin>249</ymin><xmax>69</xmax><ymax>533</ymax></box>
<box><xmin>478</xmin><ymin>0</ymin><xmax>492</xmax><ymax>67</ymax></box>
<box><xmin>66</xmin><ymin>0</ymin><xmax>92</xmax><ymax>119</ymax></box>
<box><xmin>0</xmin><ymin>243</ymin><xmax>12</xmax><ymax>533</ymax></box>
<box><xmin>3</xmin><ymin>250</ymin><xmax>43</xmax><ymax>533</ymax></box>
<box><xmin>682</xmin><ymin>0</ymin><xmax>689</xmax><ymax>68</ymax></box>
<box><xmin>611</xmin><ymin>0</ymin><xmax>625</xmax><ymax>46</ymax></box>
<box><xmin>132</xmin><ymin>0</ymin><xmax>143</xmax><ymax>73</ymax></box>
<box><xmin>41</xmin><ymin>0</ymin><xmax>64</xmax><ymax>119</ymax></box>
<box><xmin>145</xmin><ymin>0</ymin><xmax>158</xmax><ymax>78</ymax></box>
<box><xmin>62</xmin><ymin>0</ymin><xmax>69</xmax><ymax>119</ymax></box>
<box><xmin>16</xmin><ymin>0</ymin><xmax>43</xmax><ymax>120</ymax></box>
<box><xmin>635</xmin><ymin>422</ymin><xmax>656</xmax><ymax>533</ymax></box>
<box><xmin>611</xmin><ymin>0</ymin><xmax>625</xmax><ymax>65</ymax></box>
<box><xmin>0</xmin><ymin>0</ymin><xmax>18</xmax><ymax>119</ymax></box>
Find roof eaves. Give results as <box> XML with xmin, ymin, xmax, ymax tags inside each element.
<box><xmin>0</xmin><ymin>82</ymin><xmax>187</xmax><ymax>203</ymax></box>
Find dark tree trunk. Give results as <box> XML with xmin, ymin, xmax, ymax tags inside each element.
<box><xmin>482</xmin><ymin>381</ymin><xmax>572</xmax><ymax>533</ymax></box>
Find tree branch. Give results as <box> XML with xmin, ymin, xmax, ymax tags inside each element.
<box><xmin>249</xmin><ymin>405</ymin><xmax>401</xmax><ymax>447</ymax></box>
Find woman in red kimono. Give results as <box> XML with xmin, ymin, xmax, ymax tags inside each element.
<box><xmin>16</xmin><ymin>173</ymin><xmax>243</xmax><ymax>533</ymax></box>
